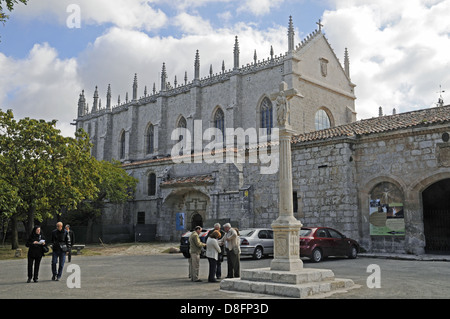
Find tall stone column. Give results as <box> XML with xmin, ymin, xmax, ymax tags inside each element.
<box><xmin>270</xmin><ymin>82</ymin><xmax>303</xmax><ymax>271</ymax></box>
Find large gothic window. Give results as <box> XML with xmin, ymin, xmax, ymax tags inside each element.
<box><xmin>146</xmin><ymin>124</ymin><xmax>154</xmax><ymax>154</ymax></box>
<box><xmin>315</xmin><ymin>109</ymin><xmax>331</xmax><ymax>130</ymax></box>
<box><xmin>119</xmin><ymin>131</ymin><xmax>126</xmax><ymax>159</ymax></box>
<box><xmin>260</xmin><ymin>97</ymin><xmax>273</xmax><ymax>135</ymax></box>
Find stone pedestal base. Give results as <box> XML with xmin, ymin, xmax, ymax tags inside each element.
<box><xmin>220</xmin><ymin>268</ymin><xmax>356</xmax><ymax>298</ymax></box>
<box><xmin>270</xmin><ymin>215</ymin><xmax>303</xmax><ymax>271</ymax></box>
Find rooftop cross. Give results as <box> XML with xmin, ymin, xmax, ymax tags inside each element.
<box><xmin>316</xmin><ymin>19</ymin><xmax>323</xmax><ymax>31</ymax></box>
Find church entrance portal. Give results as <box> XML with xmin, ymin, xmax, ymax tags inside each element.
<box><xmin>422</xmin><ymin>178</ymin><xmax>450</xmax><ymax>253</ymax></box>
<box><xmin>191</xmin><ymin>212</ymin><xmax>203</xmax><ymax>229</ymax></box>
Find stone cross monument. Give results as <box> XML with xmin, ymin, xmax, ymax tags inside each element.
<box><xmin>270</xmin><ymin>81</ymin><xmax>303</xmax><ymax>271</ymax></box>
<box><xmin>220</xmin><ymin>81</ymin><xmax>356</xmax><ymax>298</ymax></box>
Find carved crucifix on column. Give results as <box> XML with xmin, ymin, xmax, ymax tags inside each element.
<box><xmin>271</xmin><ymin>81</ymin><xmax>298</xmax><ymax>129</ymax></box>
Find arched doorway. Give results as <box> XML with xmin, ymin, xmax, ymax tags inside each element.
<box><xmin>422</xmin><ymin>179</ymin><xmax>450</xmax><ymax>253</ymax></box>
<box><xmin>191</xmin><ymin>212</ymin><xmax>203</xmax><ymax>229</ymax></box>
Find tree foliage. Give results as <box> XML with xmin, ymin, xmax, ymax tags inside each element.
<box><xmin>0</xmin><ymin>109</ymin><xmax>100</xmax><ymax>248</ymax></box>
<box><xmin>0</xmin><ymin>0</ymin><xmax>27</xmax><ymax>24</ymax></box>
<box><xmin>66</xmin><ymin>160</ymin><xmax>138</xmax><ymax>242</ymax></box>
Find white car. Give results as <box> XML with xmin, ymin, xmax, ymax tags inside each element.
<box><xmin>239</xmin><ymin>228</ymin><xmax>274</xmax><ymax>260</ymax></box>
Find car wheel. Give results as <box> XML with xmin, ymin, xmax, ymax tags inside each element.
<box><xmin>311</xmin><ymin>248</ymin><xmax>323</xmax><ymax>263</ymax></box>
<box><xmin>253</xmin><ymin>247</ymin><xmax>263</xmax><ymax>260</ymax></box>
<box><xmin>348</xmin><ymin>246</ymin><xmax>358</xmax><ymax>259</ymax></box>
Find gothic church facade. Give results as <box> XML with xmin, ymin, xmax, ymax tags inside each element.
<box><xmin>74</xmin><ymin>17</ymin><xmax>450</xmax><ymax>255</ymax></box>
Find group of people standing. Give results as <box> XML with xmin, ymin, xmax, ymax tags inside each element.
<box><xmin>25</xmin><ymin>222</ymin><xmax>74</xmax><ymax>283</ymax></box>
<box><xmin>188</xmin><ymin>222</ymin><xmax>240</xmax><ymax>282</ymax></box>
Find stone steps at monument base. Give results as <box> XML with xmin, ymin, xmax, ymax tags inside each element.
<box><xmin>219</xmin><ymin>267</ymin><xmax>356</xmax><ymax>298</ymax></box>
<box><xmin>240</xmin><ymin>267</ymin><xmax>335</xmax><ymax>284</ymax></box>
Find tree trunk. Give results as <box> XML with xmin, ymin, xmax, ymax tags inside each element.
<box><xmin>26</xmin><ymin>206</ymin><xmax>35</xmax><ymax>237</ymax></box>
<box><xmin>86</xmin><ymin>217</ymin><xmax>94</xmax><ymax>244</ymax></box>
<box><xmin>10</xmin><ymin>215</ymin><xmax>19</xmax><ymax>250</ymax></box>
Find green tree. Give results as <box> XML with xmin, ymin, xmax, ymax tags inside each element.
<box><xmin>0</xmin><ymin>109</ymin><xmax>100</xmax><ymax>249</ymax></box>
<box><xmin>67</xmin><ymin>160</ymin><xmax>138</xmax><ymax>243</ymax></box>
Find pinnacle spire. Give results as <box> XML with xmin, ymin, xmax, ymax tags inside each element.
<box><xmin>161</xmin><ymin>63</ymin><xmax>167</xmax><ymax>91</ymax></box>
<box><xmin>344</xmin><ymin>48</ymin><xmax>350</xmax><ymax>79</ymax></box>
<box><xmin>194</xmin><ymin>50</ymin><xmax>200</xmax><ymax>81</ymax></box>
<box><xmin>78</xmin><ymin>90</ymin><xmax>86</xmax><ymax>117</ymax></box>
<box><xmin>233</xmin><ymin>36</ymin><xmax>240</xmax><ymax>70</ymax></box>
<box><xmin>133</xmin><ymin>73</ymin><xmax>138</xmax><ymax>100</ymax></box>
<box><xmin>92</xmin><ymin>86</ymin><xmax>99</xmax><ymax>112</ymax></box>
<box><xmin>106</xmin><ymin>84</ymin><xmax>111</xmax><ymax>109</ymax></box>
<box><xmin>288</xmin><ymin>16</ymin><xmax>295</xmax><ymax>52</ymax></box>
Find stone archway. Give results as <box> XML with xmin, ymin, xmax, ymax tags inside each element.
<box><xmin>161</xmin><ymin>188</ymin><xmax>210</xmax><ymax>237</ymax></box>
<box><xmin>422</xmin><ymin>178</ymin><xmax>450</xmax><ymax>253</ymax></box>
<box><xmin>190</xmin><ymin>212</ymin><xmax>203</xmax><ymax>229</ymax></box>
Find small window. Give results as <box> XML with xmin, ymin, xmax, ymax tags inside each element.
<box><xmin>293</xmin><ymin>191</ymin><xmax>298</xmax><ymax>213</ymax></box>
<box><xmin>148</xmin><ymin>173</ymin><xmax>156</xmax><ymax>196</ymax></box>
<box><xmin>315</xmin><ymin>109</ymin><xmax>331</xmax><ymax>130</ymax></box>
<box><xmin>137</xmin><ymin>212</ymin><xmax>145</xmax><ymax>224</ymax></box>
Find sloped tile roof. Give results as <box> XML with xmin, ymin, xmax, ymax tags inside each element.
<box><xmin>160</xmin><ymin>174</ymin><xmax>215</xmax><ymax>187</ymax></box>
<box><xmin>292</xmin><ymin>105</ymin><xmax>450</xmax><ymax>144</ymax></box>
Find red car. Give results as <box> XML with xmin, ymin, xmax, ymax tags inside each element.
<box><xmin>300</xmin><ymin>227</ymin><xmax>359</xmax><ymax>262</ymax></box>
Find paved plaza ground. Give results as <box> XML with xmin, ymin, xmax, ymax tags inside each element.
<box><xmin>0</xmin><ymin>242</ymin><xmax>448</xmax><ymax>316</ymax></box>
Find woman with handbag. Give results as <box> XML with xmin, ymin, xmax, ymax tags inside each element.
<box><xmin>25</xmin><ymin>226</ymin><xmax>46</xmax><ymax>283</ymax></box>
<box><xmin>51</xmin><ymin>222</ymin><xmax>70</xmax><ymax>281</ymax></box>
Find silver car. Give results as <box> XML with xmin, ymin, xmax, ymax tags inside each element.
<box><xmin>239</xmin><ymin>228</ymin><xmax>274</xmax><ymax>260</ymax></box>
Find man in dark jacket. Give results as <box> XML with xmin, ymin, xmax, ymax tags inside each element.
<box><xmin>51</xmin><ymin>222</ymin><xmax>71</xmax><ymax>281</ymax></box>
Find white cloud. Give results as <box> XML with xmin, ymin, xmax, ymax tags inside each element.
<box><xmin>13</xmin><ymin>0</ymin><xmax>168</xmax><ymax>31</ymax></box>
<box><xmin>323</xmin><ymin>0</ymin><xmax>450</xmax><ymax>119</ymax></box>
<box><xmin>0</xmin><ymin>43</ymin><xmax>81</xmax><ymax>137</ymax></box>
<box><xmin>172</xmin><ymin>12</ymin><xmax>214</xmax><ymax>35</ymax></box>
<box><xmin>237</xmin><ymin>0</ymin><xmax>285</xmax><ymax>16</ymax></box>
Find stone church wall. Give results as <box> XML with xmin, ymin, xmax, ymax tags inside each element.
<box><xmin>290</xmin><ymin>140</ymin><xmax>359</xmax><ymax>240</ymax></box>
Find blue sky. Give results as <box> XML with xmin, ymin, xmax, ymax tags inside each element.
<box><xmin>1</xmin><ymin>0</ymin><xmax>328</xmax><ymax>59</ymax></box>
<box><xmin>0</xmin><ymin>0</ymin><xmax>449</xmax><ymax>137</ymax></box>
